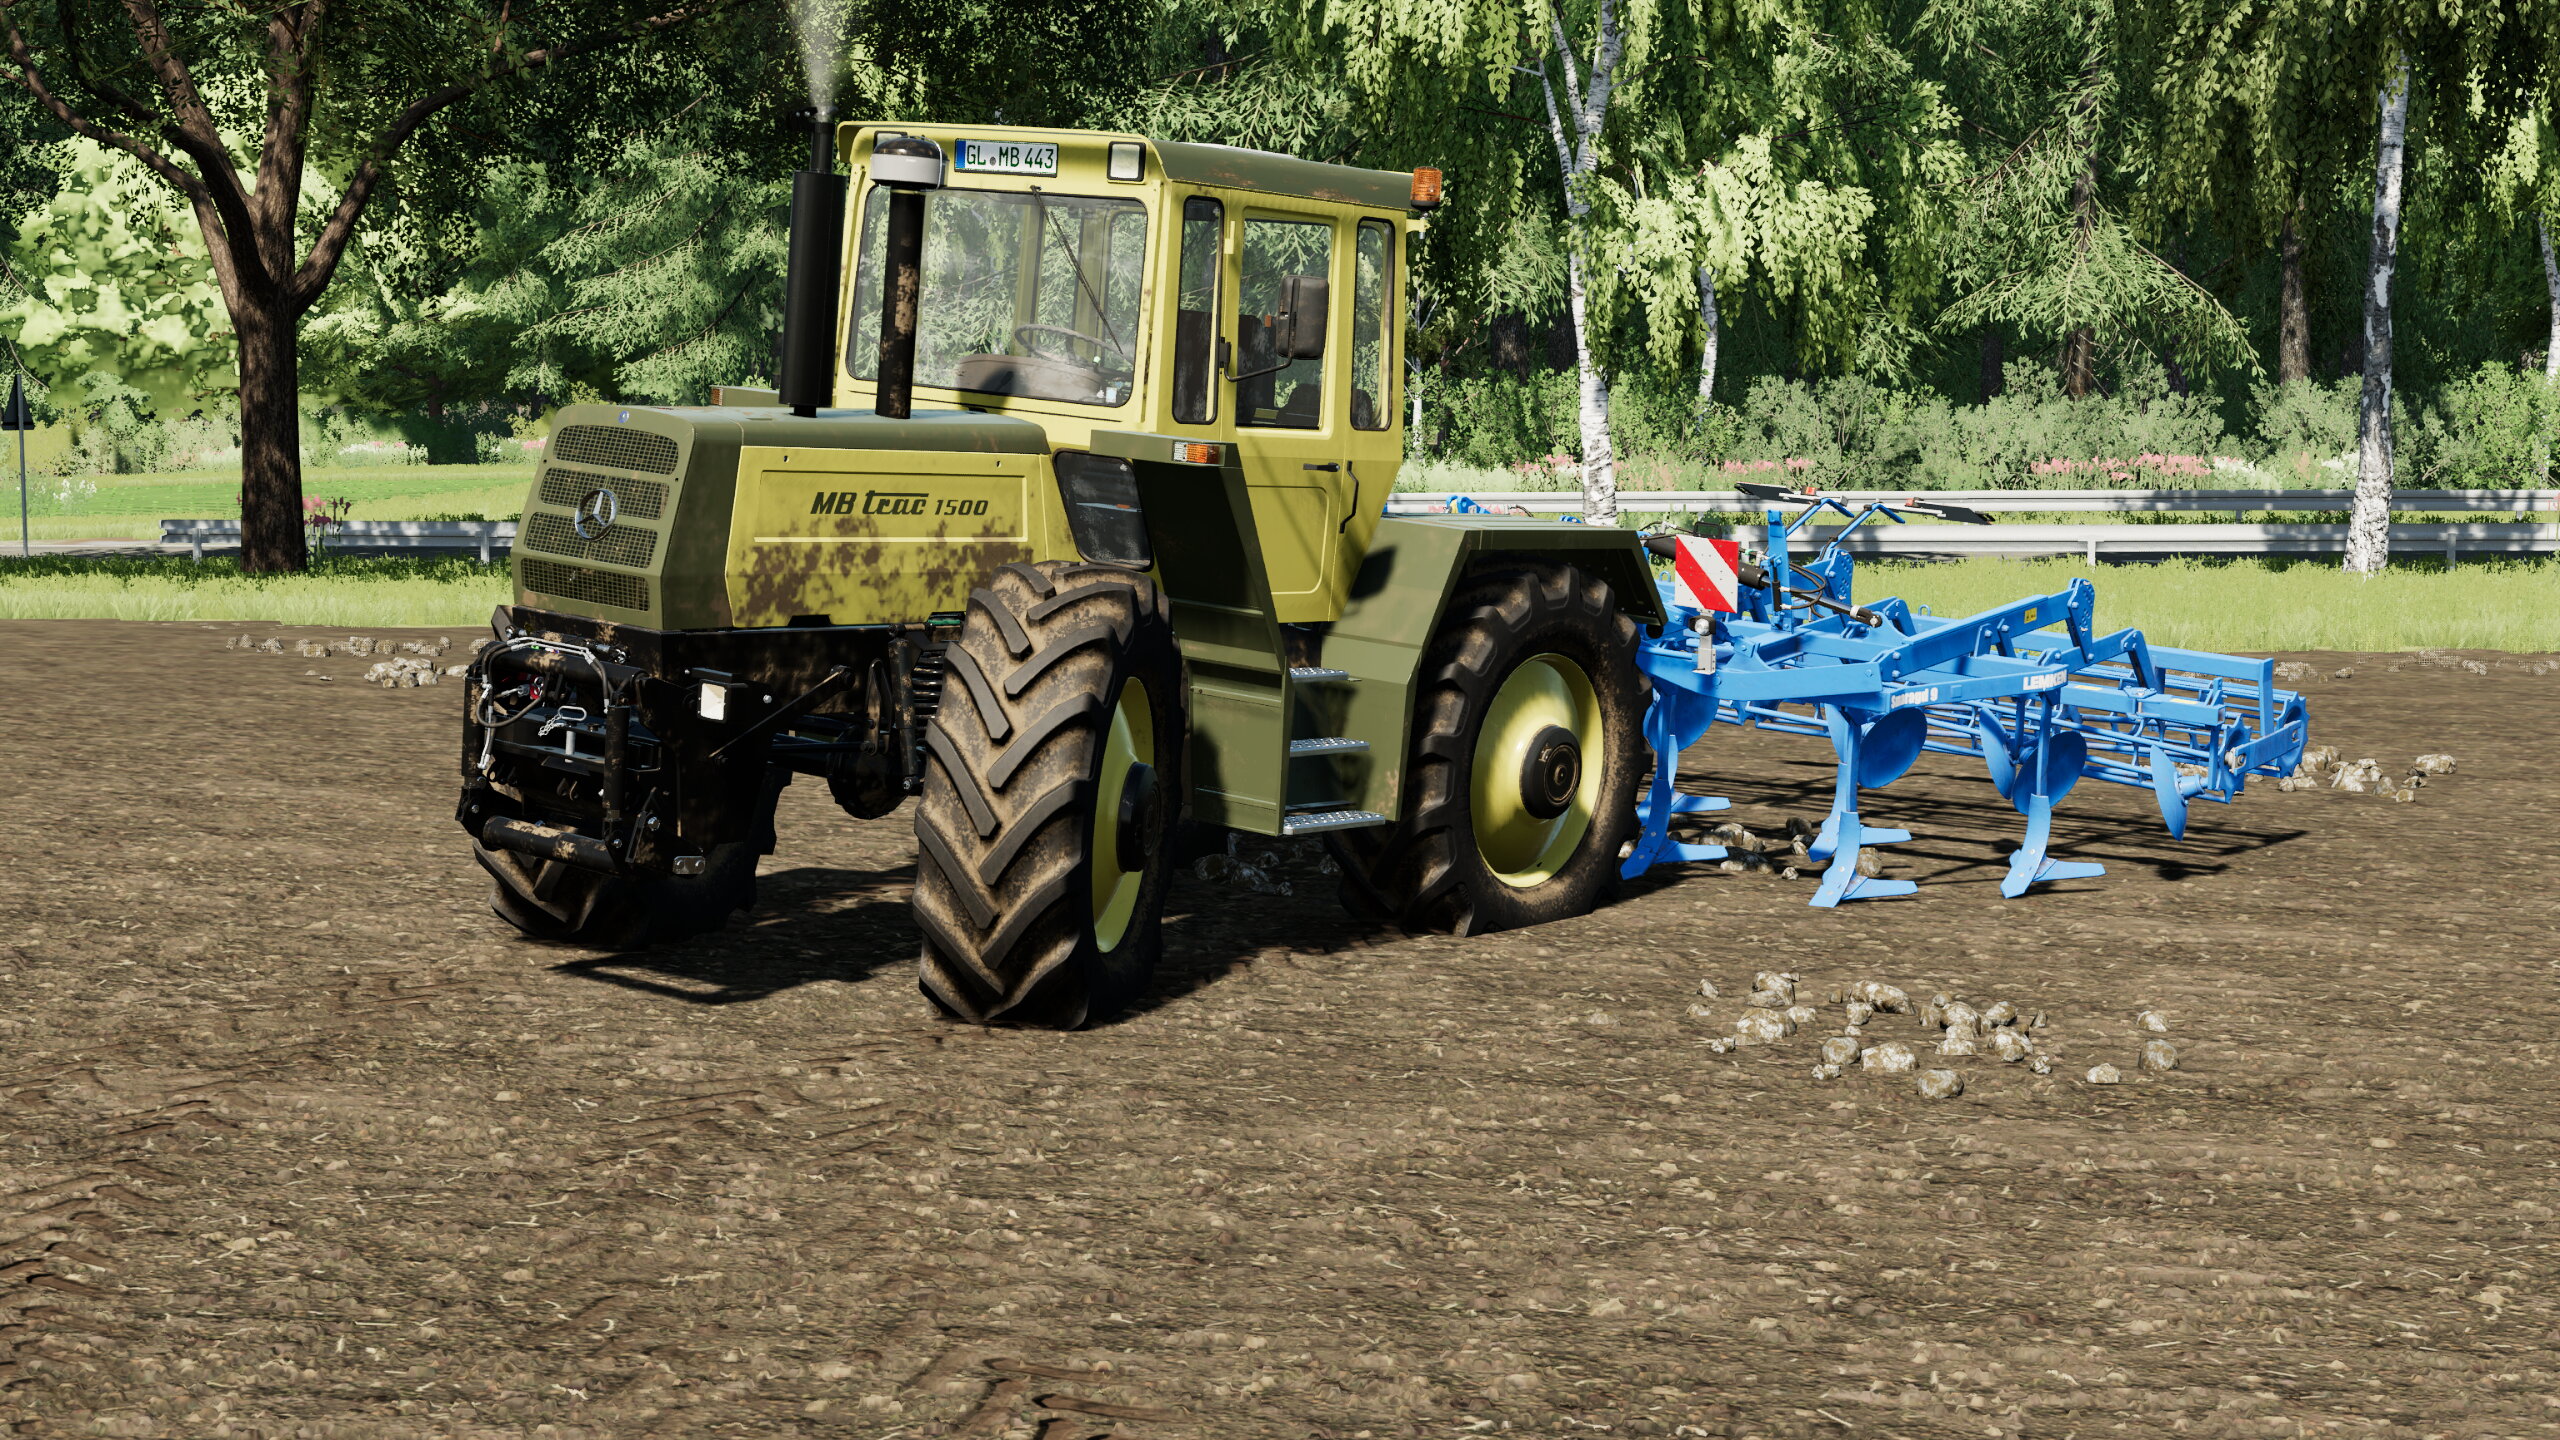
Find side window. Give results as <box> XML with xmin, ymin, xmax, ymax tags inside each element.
<box><xmin>1238</xmin><ymin>216</ymin><xmax>1334</xmax><ymax>430</ymax></box>
<box><xmin>1351</xmin><ymin>219</ymin><xmax>1391</xmax><ymax>430</ymax></box>
<box><xmin>1172</xmin><ymin>197</ymin><xmax>1222</xmax><ymax>425</ymax></box>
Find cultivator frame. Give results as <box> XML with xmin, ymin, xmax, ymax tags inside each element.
<box><xmin>1624</xmin><ymin>484</ymin><xmax>2309</xmax><ymax>903</ymax></box>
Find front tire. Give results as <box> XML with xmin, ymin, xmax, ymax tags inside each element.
<box><xmin>1333</xmin><ymin>562</ymin><xmax>1644</xmax><ymax>935</ymax></box>
<box><xmin>912</xmin><ymin>561</ymin><xmax>1183</xmax><ymax>1027</ymax></box>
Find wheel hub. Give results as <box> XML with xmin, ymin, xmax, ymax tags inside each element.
<box><xmin>1115</xmin><ymin>761</ymin><xmax>1158</xmax><ymax>873</ymax></box>
<box><xmin>1519</xmin><ymin>725</ymin><xmax>1581</xmax><ymax>820</ymax></box>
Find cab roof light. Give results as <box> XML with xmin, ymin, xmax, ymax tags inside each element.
<box><xmin>1108</xmin><ymin>141</ymin><xmax>1146</xmax><ymax>182</ymax></box>
<box><xmin>1410</xmin><ymin>167</ymin><xmax>1445</xmax><ymax>212</ymax></box>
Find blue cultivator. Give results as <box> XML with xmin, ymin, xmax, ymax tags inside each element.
<box><xmin>1623</xmin><ymin>484</ymin><xmax>2309</xmax><ymax>905</ymax></box>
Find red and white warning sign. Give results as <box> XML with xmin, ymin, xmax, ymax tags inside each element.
<box><xmin>1671</xmin><ymin>535</ymin><xmax>1744</xmax><ymax>612</ymax></box>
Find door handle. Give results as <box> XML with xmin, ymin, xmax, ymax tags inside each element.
<box><xmin>1302</xmin><ymin>462</ymin><xmax>1340</xmax><ymax>471</ymax></box>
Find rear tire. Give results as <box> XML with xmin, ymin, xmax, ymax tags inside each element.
<box><xmin>477</xmin><ymin>770</ymin><xmax>783</xmax><ymax>948</ymax></box>
<box><xmin>912</xmin><ymin>561</ymin><xmax>1183</xmax><ymax>1028</ymax></box>
<box><xmin>1332</xmin><ymin>562</ymin><xmax>1644</xmax><ymax>935</ymax></box>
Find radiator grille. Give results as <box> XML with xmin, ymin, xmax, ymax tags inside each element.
<box><xmin>520</xmin><ymin>558</ymin><xmax>650</xmax><ymax>613</ymax></box>
<box><xmin>550</xmin><ymin>425</ymin><xmax>679</xmax><ymax>475</ymax></box>
<box><xmin>521</xmin><ymin>511</ymin><xmax>659</xmax><ymax>569</ymax></box>
<box><xmin>538</xmin><ymin>467</ymin><xmax>668</xmax><ymax>519</ymax></box>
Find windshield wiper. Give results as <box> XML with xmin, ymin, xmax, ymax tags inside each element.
<box><xmin>1028</xmin><ymin>187</ymin><xmax>1128</xmax><ymax>360</ymax></box>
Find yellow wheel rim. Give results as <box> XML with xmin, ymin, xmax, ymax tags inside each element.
<box><xmin>1471</xmin><ymin>653</ymin><xmax>1603</xmax><ymax>888</ymax></box>
<box><xmin>1089</xmin><ymin>675</ymin><xmax>1155</xmax><ymax>951</ymax></box>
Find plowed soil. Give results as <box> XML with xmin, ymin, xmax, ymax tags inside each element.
<box><xmin>4</xmin><ymin>619</ymin><xmax>2558</xmax><ymax>1440</ymax></box>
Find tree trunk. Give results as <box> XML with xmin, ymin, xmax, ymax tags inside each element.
<box><xmin>2061</xmin><ymin>164</ymin><xmax>2098</xmax><ymax>398</ymax></box>
<box><xmin>1979</xmin><ymin>329</ymin><xmax>2004</xmax><ymax>402</ymax></box>
<box><xmin>1696</xmin><ymin>265</ymin><xmax>1719</xmax><ymax>403</ymax></box>
<box><xmin>235</xmin><ymin>301</ymin><xmax>310</xmax><ymax>573</ymax></box>
<box><xmin>2540</xmin><ymin>217</ymin><xmax>2560</xmax><ymax>381</ymax></box>
<box><xmin>1566</xmin><ymin>248</ymin><xmax>1615</xmax><ymax>525</ymax></box>
<box><xmin>2345</xmin><ymin>60</ymin><xmax>2409</xmax><ymax>577</ymax></box>
<box><xmin>2061</xmin><ymin>326</ymin><xmax>2096</xmax><ymax>398</ymax></box>
<box><xmin>2278</xmin><ymin>195</ymin><xmax>2311</xmax><ymax>384</ymax></box>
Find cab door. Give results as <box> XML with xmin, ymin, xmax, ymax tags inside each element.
<box><xmin>1230</xmin><ymin>209</ymin><xmax>1348</xmax><ymax>623</ymax></box>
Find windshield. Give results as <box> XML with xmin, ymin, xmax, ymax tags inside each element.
<box><xmin>847</xmin><ymin>187</ymin><xmax>1149</xmax><ymax>408</ymax></box>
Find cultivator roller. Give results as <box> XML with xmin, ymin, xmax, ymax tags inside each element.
<box><xmin>1621</xmin><ymin>484</ymin><xmax>2308</xmax><ymax>904</ymax></box>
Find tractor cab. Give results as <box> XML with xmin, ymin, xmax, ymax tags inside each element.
<box><xmin>827</xmin><ymin>125</ymin><xmax>1427</xmax><ymax>623</ymax></box>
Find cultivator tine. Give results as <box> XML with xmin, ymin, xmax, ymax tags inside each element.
<box><xmin>2149</xmin><ymin>747</ymin><xmax>2192</xmax><ymax>840</ymax></box>
<box><xmin>1997</xmin><ymin>702</ymin><xmax>2105</xmax><ymax>898</ymax></box>
<box><xmin>1808</xmin><ymin>709</ymin><xmax>1918</xmax><ymax>908</ymax></box>
<box><xmin>1622</xmin><ymin>676</ymin><xmax>1729</xmax><ymax>879</ymax></box>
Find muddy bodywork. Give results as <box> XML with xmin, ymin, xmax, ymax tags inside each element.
<box><xmin>515</xmin><ymin>405</ymin><xmax>1054</xmax><ymax>632</ymax></box>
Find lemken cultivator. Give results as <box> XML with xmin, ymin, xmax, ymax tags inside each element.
<box><xmin>1622</xmin><ymin>483</ymin><xmax>2311</xmax><ymax>904</ymax></box>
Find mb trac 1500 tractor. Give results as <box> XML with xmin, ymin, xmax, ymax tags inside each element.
<box><xmin>461</xmin><ymin>115</ymin><xmax>1664</xmax><ymax>1026</ymax></box>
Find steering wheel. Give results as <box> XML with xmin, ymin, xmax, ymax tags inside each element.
<box><xmin>1014</xmin><ymin>324</ymin><xmax>1126</xmax><ymax>365</ymax></box>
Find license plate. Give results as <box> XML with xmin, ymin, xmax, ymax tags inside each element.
<box><xmin>955</xmin><ymin>139</ymin><xmax>1058</xmax><ymax>176</ymax></box>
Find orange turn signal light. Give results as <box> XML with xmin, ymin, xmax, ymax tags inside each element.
<box><xmin>1411</xmin><ymin>167</ymin><xmax>1445</xmax><ymax>211</ymax></box>
<box><xmin>1177</xmin><ymin>441</ymin><xmax>1221</xmax><ymax>465</ymax></box>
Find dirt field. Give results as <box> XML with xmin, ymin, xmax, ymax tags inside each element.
<box><xmin>3</xmin><ymin>620</ymin><xmax>2557</xmax><ymax>1440</ymax></box>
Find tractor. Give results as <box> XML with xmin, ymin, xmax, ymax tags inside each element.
<box><xmin>459</xmin><ymin>116</ymin><xmax>1664</xmax><ymax>1026</ymax></box>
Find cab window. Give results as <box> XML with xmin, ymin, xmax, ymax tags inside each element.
<box><xmin>1236</xmin><ymin>216</ymin><xmax>1333</xmax><ymax>430</ymax></box>
<box><xmin>1351</xmin><ymin>218</ymin><xmax>1392</xmax><ymax>430</ymax></box>
<box><xmin>1172</xmin><ymin>197</ymin><xmax>1222</xmax><ymax>425</ymax></box>
<box><xmin>846</xmin><ymin>187</ymin><xmax>1145</xmax><ymax>407</ymax></box>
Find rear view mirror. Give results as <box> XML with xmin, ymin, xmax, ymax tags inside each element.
<box><xmin>1274</xmin><ymin>275</ymin><xmax>1327</xmax><ymax>359</ymax></box>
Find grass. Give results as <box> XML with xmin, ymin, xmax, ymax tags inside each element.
<box><xmin>10</xmin><ymin>462</ymin><xmax>536</xmax><ymax>524</ymax></box>
<box><xmin>4</xmin><ymin>550</ymin><xmax>2550</xmax><ymax>650</ymax></box>
<box><xmin>1861</xmin><ymin>556</ymin><xmax>2560</xmax><ymax>653</ymax></box>
<box><xmin>4</xmin><ymin>458</ymin><xmax>2551</xmax><ymax>647</ymax></box>
<box><xmin>0</xmin><ymin>554</ymin><xmax>513</xmax><ymax>627</ymax></box>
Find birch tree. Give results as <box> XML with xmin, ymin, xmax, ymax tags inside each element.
<box><xmin>2343</xmin><ymin>58</ymin><xmax>2409</xmax><ymax>576</ymax></box>
<box><xmin>2541</xmin><ymin>220</ymin><xmax>2560</xmax><ymax>381</ymax></box>
<box><xmin>1526</xmin><ymin>0</ymin><xmax>1633</xmax><ymax>522</ymax></box>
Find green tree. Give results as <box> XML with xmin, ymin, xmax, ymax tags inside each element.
<box><xmin>1</xmin><ymin>139</ymin><xmax>234</xmax><ymax>414</ymax></box>
<box><xmin>1921</xmin><ymin>0</ymin><xmax>2255</xmax><ymax>401</ymax></box>
<box><xmin>3</xmin><ymin>0</ymin><xmax>755</xmax><ymax>569</ymax></box>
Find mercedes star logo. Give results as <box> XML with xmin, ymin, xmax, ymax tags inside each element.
<box><xmin>572</xmin><ymin>486</ymin><xmax>620</xmax><ymax>540</ymax></box>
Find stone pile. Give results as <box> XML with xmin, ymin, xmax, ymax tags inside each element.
<box><xmin>229</xmin><ymin>634</ymin><xmax>475</xmax><ymax>689</ymax></box>
<box><xmin>362</xmin><ymin>656</ymin><xmax>444</xmax><ymax>688</ymax></box>
<box><xmin>2278</xmin><ymin>745</ymin><xmax>2448</xmax><ymax>803</ymax></box>
<box><xmin>1689</xmin><ymin>984</ymin><xmax>2194</xmax><ymax>1095</ymax></box>
<box><xmin>1189</xmin><ymin>834</ymin><xmax>1292</xmax><ymax>897</ymax></box>
<box><xmin>1682</xmin><ymin>818</ymin><xmax>1891</xmax><ymax>884</ymax></box>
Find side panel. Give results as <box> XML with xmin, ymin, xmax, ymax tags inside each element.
<box><xmin>1326</xmin><ymin>517</ymin><xmax>1663</xmax><ymax>818</ymax></box>
<box><xmin>723</xmin><ymin>446</ymin><xmax>1066</xmax><ymax>627</ymax></box>
<box><xmin>1117</xmin><ymin>443</ymin><xmax>1291</xmax><ymax>834</ymax></box>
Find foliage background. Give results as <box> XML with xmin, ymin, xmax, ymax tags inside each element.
<box><xmin>9</xmin><ymin>0</ymin><xmax>2560</xmax><ymax>490</ymax></box>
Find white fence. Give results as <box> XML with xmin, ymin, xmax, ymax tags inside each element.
<box><xmin>162</xmin><ymin>518</ymin><xmax>517</xmax><ymax>564</ymax></box>
<box><xmin>1383</xmin><ymin>488</ymin><xmax>2560</xmax><ymax>564</ymax></box>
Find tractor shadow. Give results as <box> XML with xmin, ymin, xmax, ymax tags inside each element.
<box><xmin>545</xmin><ymin>852</ymin><xmax>1380</xmax><ymax>1020</ymax></box>
<box><xmin>1113</xmin><ymin>859</ymin><xmax>1390</xmax><ymax>1025</ymax></box>
<box><xmin>551</xmin><ymin>862</ymin><xmax>918</xmax><ymax>1005</ymax></box>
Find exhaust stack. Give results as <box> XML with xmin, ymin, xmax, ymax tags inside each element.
<box><xmin>778</xmin><ymin>108</ymin><xmax>847</xmax><ymax>417</ymax></box>
<box><xmin>865</xmin><ymin>135</ymin><xmax>944</xmax><ymax>419</ymax></box>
